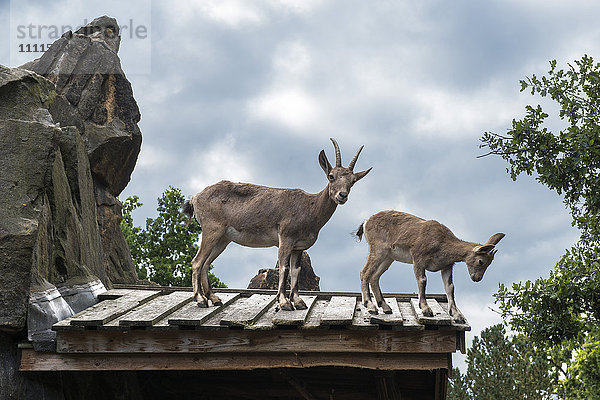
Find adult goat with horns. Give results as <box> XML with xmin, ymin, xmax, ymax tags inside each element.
<box><xmin>183</xmin><ymin>138</ymin><xmax>372</xmax><ymax>310</ymax></box>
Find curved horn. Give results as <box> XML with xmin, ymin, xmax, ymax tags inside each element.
<box><xmin>330</xmin><ymin>138</ymin><xmax>342</xmax><ymax>167</ymax></box>
<box><xmin>348</xmin><ymin>145</ymin><xmax>364</xmax><ymax>171</ymax></box>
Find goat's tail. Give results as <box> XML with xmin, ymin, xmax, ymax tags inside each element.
<box><xmin>355</xmin><ymin>221</ymin><xmax>366</xmax><ymax>242</ymax></box>
<box><xmin>182</xmin><ymin>199</ymin><xmax>196</xmax><ymax>227</ymax></box>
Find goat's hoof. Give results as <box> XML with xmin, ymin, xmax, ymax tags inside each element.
<box><xmin>280</xmin><ymin>304</ymin><xmax>294</xmax><ymax>311</ymax></box>
<box><xmin>422</xmin><ymin>309</ymin><xmax>433</xmax><ymax>317</ymax></box>
<box><xmin>293</xmin><ymin>300</ymin><xmax>307</xmax><ymax>310</ymax></box>
<box><xmin>213</xmin><ymin>300</ymin><xmax>223</xmax><ymax>307</ymax></box>
<box><xmin>196</xmin><ymin>301</ymin><xmax>208</xmax><ymax>308</ymax></box>
<box><xmin>368</xmin><ymin>309</ymin><xmax>378</xmax><ymax>315</ymax></box>
<box><xmin>380</xmin><ymin>302</ymin><xmax>392</xmax><ymax>314</ymax></box>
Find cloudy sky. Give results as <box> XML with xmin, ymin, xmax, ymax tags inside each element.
<box><xmin>2</xmin><ymin>0</ymin><xmax>599</xmax><ymax>367</ymax></box>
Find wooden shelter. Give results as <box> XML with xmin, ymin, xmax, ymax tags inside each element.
<box><xmin>20</xmin><ymin>285</ymin><xmax>469</xmax><ymax>400</ymax></box>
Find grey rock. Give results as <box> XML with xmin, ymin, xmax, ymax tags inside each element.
<box><xmin>0</xmin><ymin>117</ymin><xmax>60</xmax><ymax>331</ymax></box>
<box><xmin>248</xmin><ymin>252</ymin><xmax>321</xmax><ymax>291</ymax></box>
<box><xmin>0</xmin><ymin>65</ymin><xmax>56</xmax><ymax>124</ymax></box>
<box><xmin>21</xmin><ymin>16</ymin><xmax>142</xmax><ymax>196</ymax></box>
<box><xmin>0</xmin><ymin>16</ymin><xmax>145</xmax><ymax>399</ymax></box>
<box><xmin>21</xmin><ymin>16</ymin><xmax>142</xmax><ymax>284</ymax></box>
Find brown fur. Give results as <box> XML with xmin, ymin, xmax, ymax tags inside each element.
<box><xmin>187</xmin><ymin>138</ymin><xmax>371</xmax><ymax>310</ymax></box>
<box><xmin>358</xmin><ymin>210</ymin><xmax>504</xmax><ymax>322</ymax></box>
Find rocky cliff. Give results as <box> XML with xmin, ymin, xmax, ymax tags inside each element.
<box><xmin>1</xmin><ymin>16</ymin><xmax>144</xmax><ymax>399</ymax></box>
<box><xmin>1</xmin><ymin>15</ymin><xmax>141</xmax><ymax>336</ymax></box>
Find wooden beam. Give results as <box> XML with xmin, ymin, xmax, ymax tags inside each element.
<box><xmin>56</xmin><ymin>329</ymin><xmax>457</xmax><ymax>354</ymax></box>
<box><xmin>97</xmin><ymin>289</ymin><xmax>134</xmax><ymax>300</ymax></box>
<box><xmin>351</xmin><ymin>300</ymin><xmax>378</xmax><ymax>330</ymax></box>
<box><xmin>370</xmin><ymin>298</ymin><xmax>404</xmax><ymax>326</ymax></box>
<box><xmin>397</xmin><ymin>301</ymin><xmax>424</xmax><ymax>330</ymax></box>
<box><xmin>111</xmin><ymin>284</ymin><xmax>450</xmax><ymax>302</ymax></box>
<box><xmin>301</xmin><ymin>299</ymin><xmax>330</xmax><ymax>329</ymax></box>
<box><xmin>118</xmin><ymin>291</ymin><xmax>193</xmax><ymax>327</ymax></box>
<box><xmin>20</xmin><ymin>350</ymin><xmax>451</xmax><ymax>372</ymax></box>
<box><xmin>410</xmin><ymin>298</ymin><xmax>451</xmax><ymax>325</ymax></box>
<box><xmin>167</xmin><ymin>293</ymin><xmax>240</xmax><ymax>327</ymax></box>
<box><xmin>320</xmin><ymin>296</ymin><xmax>356</xmax><ymax>325</ymax></box>
<box><xmin>220</xmin><ymin>294</ymin><xmax>276</xmax><ymax>327</ymax></box>
<box><xmin>246</xmin><ymin>302</ymin><xmax>279</xmax><ymax>330</ymax></box>
<box><xmin>66</xmin><ymin>290</ymin><xmax>161</xmax><ymax>327</ymax></box>
<box><xmin>272</xmin><ymin>296</ymin><xmax>317</xmax><ymax>326</ymax></box>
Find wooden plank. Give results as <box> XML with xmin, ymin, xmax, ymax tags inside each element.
<box><xmin>56</xmin><ymin>329</ymin><xmax>457</xmax><ymax>354</ymax></box>
<box><xmin>459</xmin><ymin>331</ymin><xmax>466</xmax><ymax>354</ymax></box>
<box><xmin>410</xmin><ymin>298</ymin><xmax>451</xmax><ymax>326</ymax></box>
<box><xmin>97</xmin><ymin>289</ymin><xmax>133</xmax><ymax>301</ymax></box>
<box><xmin>65</xmin><ymin>290</ymin><xmax>161</xmax><ymax>327</ymax></box>
<box><xmin>200</xmin><ymin>299</ymin><xmax>241</xmax><ymax>330</ymax></box>
<box><xmin>369</xmin><ymin>297</ymin><xmax>404</xmax><ymax>326</ymax></box>
<box><xmin>246</xmin><ymin>302</ymin><xmax>279</xmax><ymax>330</ymax></box>
<box><xmin>118</xmin><ymin>292</ymin><xmax>193</xmax><ymax>327</ymax></box>
<box><xmin>272</xmin><ymin>296</ymin><xmax>317</xmax><ymax>326</ymax></box>
<box><xmin>220</xmin><ymin>294</ymin><xmax>276</xmax><ymax>327</ymax></box>
<box><xmin>397</xmin><ymin>301</ymin><xmax>424</xmax><ymax>331</ymax></box>
<box><xmin>167</xmin><ymin>293</ymin><xmax>240</xmax><ymax>327</ymax></box>
<box><xmin>20</xmin><ymin>349</ymin><xmax>450</xmax><ymax>371</ymax></box>
<box><xmin>438</xmin><ymin>302</ymin><xmax>471</xmax><ymax>331</ymax></box>
<box><xmin>52</xmin><ymin>317</ymin><xmax>85</xmax><ymax>332</ymax></box>
<box><xmin>320</xmin><ymin>296</ymin><xmax>357</xmax><ymax>326</ymax></box>
<box><xmin>301</xmin><ymin>299</ymin><xmax>330</xmax><ymax>329</ymax></box>
<box><xmin>111</xmin><ymin>285</ymin><xmax>450</xmax><ymax>302</ymax></box>
<box><xmin>350</xmin><ymin>300</ymin><xmax>377</xmax><ymax>330</ymax></box>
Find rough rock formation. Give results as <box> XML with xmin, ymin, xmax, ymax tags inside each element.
<box><xmin>1</xmin><ymin>16</ymin><xmax>143</xmax><ymax>399</ymax></box>
<box><xmin>248</xmin><ymin>252</ymin><xmax>321</xmax><ymax>291</ymax></box>
<box><xmin>21</xmin><ymin>15</ymin><xmax>141</xmax><ymax>285</ymax></box>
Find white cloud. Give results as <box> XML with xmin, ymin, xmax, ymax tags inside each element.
<box><xmin>136</xmin><ymin>144</ymin><xmax>176</xmax><ymax>169</ymax></box>
<box><xmin>166</xmin><ymin>0</ymin><xmax>265</xmax><ymax>28</ymax></box>
<box><xmin>268</xmin><ymin>0</ymin><xmax>327</xmax><ymax>15</ymax></box>
<box><xmin>248</xmin><ymin>85</ymin><xmax>321</xmax><ymax>131</ymax></box>
<box><xmin>273</xmin><ymin>40</ymin><xmax>312</xmax><ymax>77</ymax></box>
<box><xmin>186</xmin><ymin>135</ymin><xmax>255</xmax><ymax>192</ymax></box>
<box><xmin>412</xmin><ymin>83</ymin><xmax>523</xmax><ymax>139</ymax></box>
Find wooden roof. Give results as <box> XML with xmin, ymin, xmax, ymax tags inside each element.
<box><xmin>21</xmin><ymin>286</ymin><xmax>469</xmax><ymax>374</ymax></box>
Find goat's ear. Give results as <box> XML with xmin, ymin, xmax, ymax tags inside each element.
<box><xmin>474</xmin><ymin>244</ymin><xmax>495</xmax><ymax>254</ymax></box>
<box><xmin>486</xmin><ymin>233</ymin><xmax>505</xmax><ymax>245</ymax></box>
<box><xmin>319</xmin><ymin>150</ymin><xmax>332</xmax><ymax>175</ymax></box>
<box><xmin>354</xmin><ymin>167</ymin><xmax>372</xmax><ymax>181</ymax></box>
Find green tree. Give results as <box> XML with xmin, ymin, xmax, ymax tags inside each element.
<box><xmin>479</xmin><ymin>55</ymin><xmax>600</xmax><ymax>398</ymax></box>
<box><xmin>447</xmin><ymin>324</ymin><xmax>555</xmax><ymax>400</ymax></box>
<box><xmin>120</xmin><ymin>186</ymin><xmax>226</xmax><ymax>288</ymax></box>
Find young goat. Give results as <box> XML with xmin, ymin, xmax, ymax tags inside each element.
<box><xmin>356</xmin><ymin>211</ymin><xmax>504</xmax><ymax>322</ymax></box>
<box><xmin>183</xmin><ymin>138</ymin><xmax>371</xmax><ymax>310</ymax></box>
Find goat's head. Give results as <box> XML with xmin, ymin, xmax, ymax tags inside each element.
<box><xmin>318</xmin><ymin>138</ymin><xmax>372</xmax><ymax>205</ymax></box>
<box><xmin>465</xmin><ymin>233</ymin><xmax>505</xmax><ymax>282</ymax></box>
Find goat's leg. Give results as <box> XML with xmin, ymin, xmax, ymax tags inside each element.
<box><xmin>193</xmin><ymin>227</ymin><xmax>225</xmax><ymax>307</ymax></box>
<box><xmin>360</xmin><ymin>248</ymin><xmax>386</xmax><ymax>314</ymax></box>
<box><xmin>289</xmin><ymin>250</ymin><xmax>307</xmax><ymax>310</ymax></box>
<box><xmin>370</xmin><ymin>258</ymin><xmax>394</xmax><ymax>314</ymax></box>
<box><xmin>413</xmin><ymin>263</ymin><xmax>433</xmax><ymax>317</ymax></box>
<box><xmin>199</xmin><ymin>238</ymin><xmax>230</xmax><ymax>306</ymax></box>
<box><xmin>191</xmin><ymin>247</ymin><xmax>204</xmax><ymax>304</ymax></box>
<box><xmin>191</xmin><ymin>246</ymin><xmax>209</xmax><ymax>307</ymax></box>
<box><xmin>441</xmin><ymin>267</ymin><xmax>465</xmax><ymax>323</ymax></box>
<box><xmin>277</xmin><ymin>242</ymin><xmax>294</xmax><ymax>311</ymax></box>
